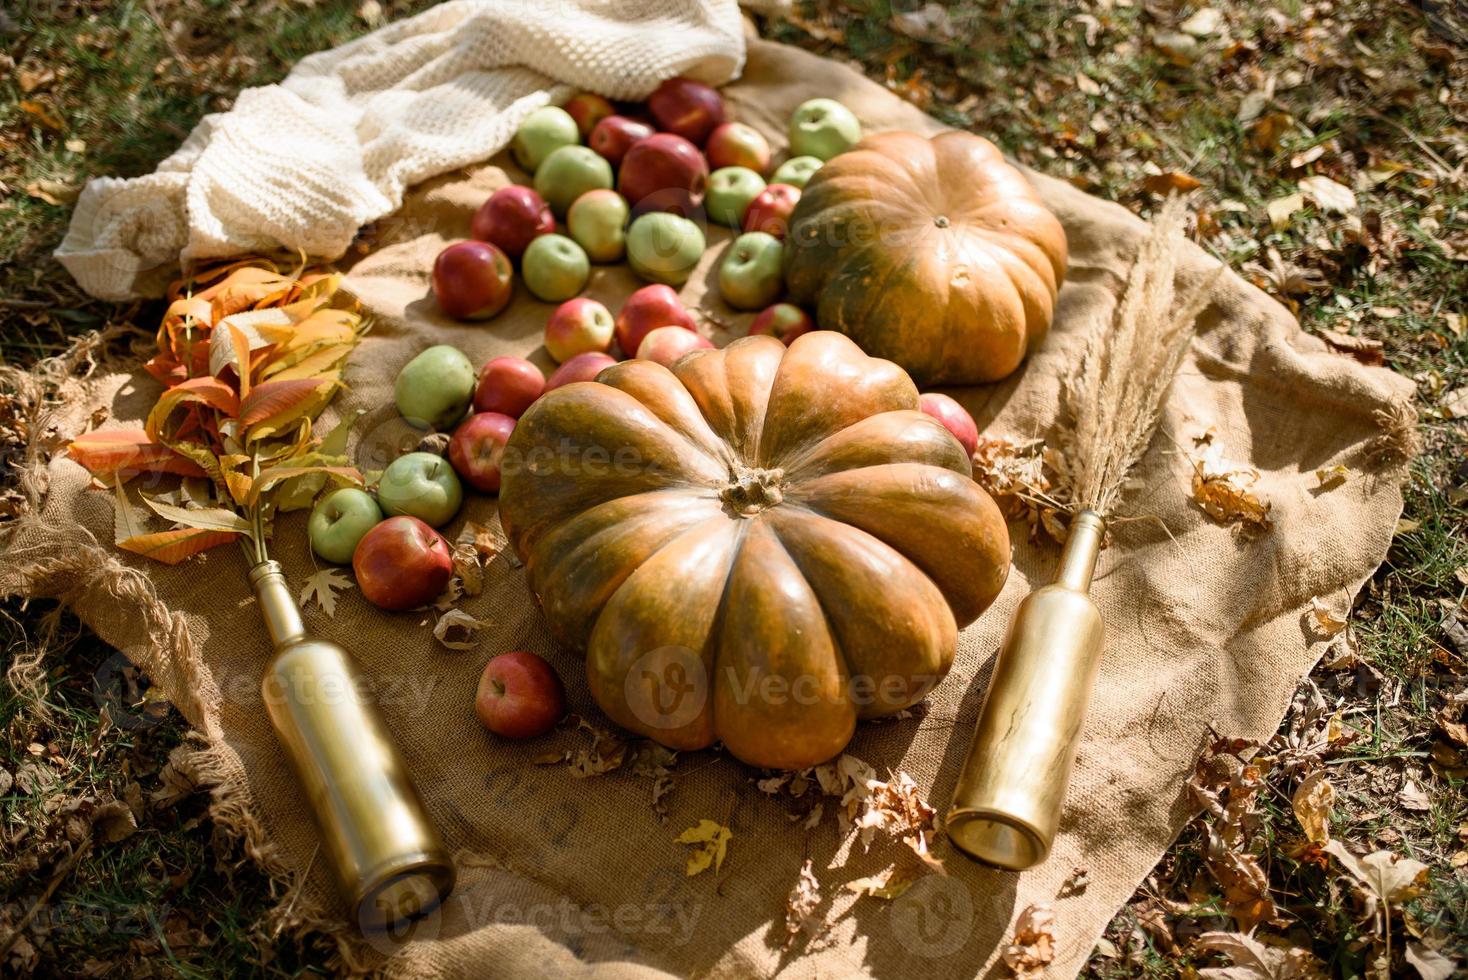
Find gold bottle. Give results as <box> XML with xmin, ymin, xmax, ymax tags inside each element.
<box><xmin>945</xmin><ymin>510</ymin><xmax>1106</xmax><ymax>870</ymax></box>
<box><xmin>250</xmin><ymin>560</ymin><xmax>454</xmax><ymax>930</ymax></box>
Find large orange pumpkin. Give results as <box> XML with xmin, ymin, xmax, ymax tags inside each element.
<box><xmin>783</xmin><ymin>130</ymin><xmax>1068</xmax><ymax>386</ymax></box>
<box><xmin>499</xmin><ymin>332</ymin><xmax>1011</xmax><ymax>769</ymax></box>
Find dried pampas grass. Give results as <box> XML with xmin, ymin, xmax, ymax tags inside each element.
<box><xmin>1055</xmin><ymin>196</ymin><xmax>1221</xmax><ymax>518</ymax></box>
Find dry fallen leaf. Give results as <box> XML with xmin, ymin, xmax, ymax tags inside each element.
<box><xmin>1143</xmin><ymin>171</ymin><xmax>1202</xmax><ymax>196</ymax></box>
<box><xmin>1405</xmin><ymin>942</ymin><xmax>1459</xmax><ymax>980</ymax></box>
<box><xmin>1266</xmin><ymin>193</ymin><xmax>1305</xmax><ymax>231</ymax></box>
<box><xmin>1191</xmin><ymin>441</ymin><xmax>1273</xmax><ymax>531</ymax></box>
<box><xmin>1298</xmin><ymin>174</ymin><xmax>1357</xmax><ymax>214</ymax></box>
<box><xmin>1002</xmin><ymin>904</ymin><xmax>1057</xmax><ymax>980</ymax></box>
<box><xmin>433</xmin><ymin>608</ymin><xmax>489</xmax><ymax>650</ymax></box>
<box><xmin>1440</xmin><ymin>387</ymin><xmax>1468</xmax><ymax>420</ymax></box>
<box><xmin>1397</xmin><ymin>778</ymin><xmax>1431</xmax><ymax>812</ymax></box>
<box><xmin>298</xmin><ymin>567</ymin><xmax>353</xmax><ymax>617</ymax></box>
<box><xmin>1314</xmin><ymin>464</ymin><xmax>1349</xmax><ymax>489</ymax></box>
<box><xmin>1195</xmin><ymin>930</ymin><xmax>1327</xmax><ymax>979</ymax></box>
<box><xmin>1323</xmin><ymin>840</ymin><xmax>1429</xmax><ymax>905</ymax></box>
<box><xmin>783</xmin><ymin>858</ymin><xmax>823</xmax><ymax>949</ymax></box>
<box><xmin>1309</xmin><ymin>596</ymin><xmax>1348</xmax><ymax>637</ymax></box>
<box><xmin>845</xmin><ymin>863</ymin><xmax>918</xmax><ymax>900</ymax></box>
<box><xmin>675</xmin><ymin>819</ymin><xmax>732</xmax><ymax>877</ymax></box>
<box><xmin>1291</xmin><ymin>772</ymin><xmax>1335</xmax><ymax>843</ymax></box>
<box><xmin>1316</xmin><ymin>328</ymin><xmax>1384</xmax><ymax>366</ymax></box>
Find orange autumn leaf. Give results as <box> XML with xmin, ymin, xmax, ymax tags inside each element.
<box><xmin>117</xmin><ymin>527</ymin><xmax>240</xmax><ymax>564</ymax></box>
<box><xmin>145</xmin><ymin>376</ymin><xmax>241</xmax><ymax>443</ymax></box>
<box><xmin>67</xmin><ymin>430</ymin><xmax>209</xmax><ymax>481</ymax></box>
<box><xmin>238</xmin><ymin>377</ymin><xmax>336</xmax><ymax>439</ymax></box>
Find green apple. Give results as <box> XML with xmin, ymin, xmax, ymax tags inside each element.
<box><xmin>522</xmin><ymin>233</ymin><xmax>590</xmax><ymax>302</ymax></box>
<box><xmin>788</xmin><ymin>99</ymin><xmax>861</xmax><ymax>161</ymax></box>
<box><xmin>626</xmin><ymin>212</ymin><xmax>705</xmax><ymax>286</ymax></box>
<box><xmin>567</xmin><ymin>189</ymin><xmax>629</xmax><ymax>263</ymax></box>
<box><xmin>706</xmin><ymin>166</ymin><xmax>766</xmax><ymax>228</ymax></box>
<box><xmin>395</xmin><ymin>345</ymin><xmax>476</xmax><ymax>430</ymax></box>
<box><xmin>511</xmin><ymin>106</ymin><xmax>579</xmax><ymax>173</ymax></box>
<box><xmin>771</xmin><ymin>155</ymin><xmax>823</xmax><ymax>189</ymax></box>
<box><xmin>308</xmin><ymin>488</ymin><xmax>382</xmax><ymax>564</ymax></box>
<box><xmin>718</xmin><ymin>231</ymin><xmax>784</xmax><ymax>310</ymax></box>
<box><xmin>534</xmin><ymin>145</ymin><xmax>614</xmax><ymax>216</ymax></box>
<box><xmin>377</xmin><ymin>452</ymin><xmax>463</xmax><ymax>528</ymax></box>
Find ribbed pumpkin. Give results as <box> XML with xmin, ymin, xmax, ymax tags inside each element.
<box><xmin>783</xmin><ymin>130</ymin><xmax>1068</xmax><ymax>386</ymax></box>
<box><xmin>499</xmin><ymin>332</ymin><xmax>1010</xmax><ymax>770</ymax></box>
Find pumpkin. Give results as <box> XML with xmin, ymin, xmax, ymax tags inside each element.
<box><xmin>499</xmin><ymin>332</ymin><xmax>1011</xmax><ymax>769</ymax></box>
<box><xmin>783</xmin><ymin>130</ymin><xmax>1068</xmax><ymax>386</ymax></box>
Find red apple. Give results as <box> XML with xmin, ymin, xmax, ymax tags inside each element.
<box><xmin>473</xmin><ymin>356</ymin><xmax>545</xmax><ymax>418</ymax></box>
<box><xmin>742</xmin><ymin>183</ymin><xmax>802</xmax><ymax>239</ymax></box>
<box><xmin>636</xmin><ymin>325</ymin><xmax>713</xmax><ymax>367</ymax></box>
<box><xmin>589</xmin><ymin>115</ymin><xmax>655</xmax><ymax>167</ymax></box>
<box><xmin>545</xmin><ymin>297</ymin><xmax>614</xmax><ymax>363</ymax></box>
<box><xmin>470</xmin><ymin>185</ymin><xmax>555</xmax><ymax>260</ymax></box>
<box><xmin>565</xmin><ymin>92</ymin><xmax>614</xmax><ymax>138</ymax></box>
<box><xmin>614</xmin><ymin>283</ymin><xmax>697</xmax><ymax>356</ymax></box>
<box><xmin>545</xmin><ymin>351</ymin><xmax>618</xmax><ymax>391</ymax></box>
<box><xmin>448</xmin><ymin>412</ymin><xmax>516</xmax><ymax>493</ymax></box>
<box><xmin>705</xmin><ymin>122</ymin><xmax>771</xmax><ymax>173</ymax></box>
<box><xmin>919</xmin><ymin>392</ymin><xmax>979</xmax><ymax>457</ymax></box>
<box><xmin>475</xmin><ymin>651</ymin><xmax>565</xmax><ymax>739</ymax></box>
<box><xmin>617</xmin><ymin>133</ymin><xmax>708</xmax><ymax>215</ymax></box>
<box><xmin>647</xmin><ymin>77</ymin><xmax>725</xmax><ymax>145</ymax></box>
<box><xmin>353</xmin><ymin>515</ymin><xmax>453</xmax><ymax>611</ymax></box>
<box><xmin>750</xmin><ymin>303</ymin><xmax>815</xmax><ymax>344</ymax></box>
<box><xmin>432</xmin><ymin>241</ymin><xmax>514</xmax><ymax>320</ymax></box>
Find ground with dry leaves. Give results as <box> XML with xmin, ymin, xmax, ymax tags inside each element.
<box><xmin>2</xmin><ymin>0</ymin><xmax>1465</xmax><ymax>976</ymax></box>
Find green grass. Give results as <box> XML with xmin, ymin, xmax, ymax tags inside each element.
<box><xmin>3</xmin><ymin>0</ymin><xmax>1466</xmax><ymax>974</ymax></box>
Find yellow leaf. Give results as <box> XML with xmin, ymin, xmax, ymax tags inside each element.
<box><xmin>675</xmin><ymin>819</ymin><xmax>731</xmax><ymax>876</ymax></box>
<box><xmin>299</xmin><ymin>568</ymin><xmax>354</xmax><ymax>617</ymax></box>
<box><xmin>1299</xmin><ymin>174</ymin><xmax>1356</xmax><ymax>215</ymax></box>
<box><xmin>1292</xmin><ymin>772</ymin><xmax>1335</xmax><ymax>843</ymax></box>
<box><xmin>1309</xmin><ymin>595</ymin><xmax>1348</xmax><ymax>636</ymax></box>
<box><xmin>140</xmin><ymin>495</ymin><xmax>254</xmax><ymax>537</ymax></box>
<box><xmin>261</xmin><ymin>343</ymin><xmax>352</xmax><ymax>383</ymax></box>
<box><xmin>247</xmin><ymin>464</ymin><xmax>361</xmax><ymax>507</ymax></box>
<box><xmin>1266</xmin><ymin>193</ymin><xmax>1305</xmax><ymax>231</ymax></box>
<box><xmin>845</xmin><ymin>864</ymin><xmax>917</xmax><ymax>900</ymax></box>
<box><xmin>219</xmin><ymin>454</ymin><xmax>254</xmax><ymax>506</ymax></box>
<box><xmin>145</xmin><ymin>376</ymin><xmax>240</xmax><ymax>444</ymax></box>
<box><xmin>239</xmin><ymin>377</ymin><xmax>337</xmax><ymax>441</ymax></box>
<box><xmin>117</xmin><ymin>527</ymin><xmax>239</xmax><ymax>564</ymax></box>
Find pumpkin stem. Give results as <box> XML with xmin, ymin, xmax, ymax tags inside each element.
<box><xmin>719</xmin><ymin>465</ymin><xmax>785</xmax><ymax>517</ymax></box>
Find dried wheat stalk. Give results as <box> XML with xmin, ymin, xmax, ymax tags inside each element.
<box><xmin>1055</xmin><ymin>196</ymin><xmax>1221</xmax><ymax>518</ymax></box>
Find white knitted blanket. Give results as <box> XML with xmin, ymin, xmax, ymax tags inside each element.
<box><xmin>55</xmin><ymin>0</ymin><xmax>746</xmax><ymax>300</ymax></box>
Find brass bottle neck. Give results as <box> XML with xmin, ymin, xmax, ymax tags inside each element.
<box><xmin>1055</xmin><ymin>510</ymin><xmax>1105</xmax><ymax>592</ymax></box>
<box><xmin>248</xmin><ymin>560</ymin><xmax>306</xmax><ymax>647</ymax></box>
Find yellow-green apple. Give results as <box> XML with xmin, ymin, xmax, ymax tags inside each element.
<box><xmin>377</xmin><ymin>451</ymin><xmax>463</xmax><ymax>527</ymax></box>
<box><xmin>706</xmin><ymin>122</ymin><xmax>771</xmax><ymax>173</ymax></box>
<box><xmin>647</xmin><ymin>77</ymin><xmax>725</xmax><ymax>145</ymax></box>
<box><xmin>614</xmin><ymin>283</ymin><xmax>697</xmax><ymax>355</ymax></box>
<box><xmin>617</xmin><ymin>133</ymin><xmax>707</xmax><ymax>214</ymax></box>
<box><xmin>308</xmin><ymin>488</ymin><xmax>382</xmax><ymax>565</ymax></box>
<box><xmin>589</xmin><ymin>115</ymin><xmax>654</xmax><ymax>166</ymax></box>
<box><xmin>771</xmin><ymin>155</ymin><xmax>822</xmax><ymax>189</ymax></box>
<box><xmin>353</xmin><ymin>515</ymin><xmax>453</xmax><ymax>611</ymax></box>
<box><xmin>626</xmin><ymin>212</ymin><xmax>705</xmax><ymax>285</ymax></box>
<box><xmin>749</xmin><ymin>302</ymin><xmax>815</xmax><ymax>345</ymax></box>
<box><xmin>473</xmin><ymin>356</ymin><xmax>545</xmax><ymax>418</ymax></box>
<box><xmin>706</xmin><ymin>166</ymin><xmax>766</xmax><ymax>228</ymax></box>
<box><xmin>566</xmin><ymin>189</ymin><xmax>629</xmax><ymax>263</ymax></box>
<box><xmin>919</xmin><ymin>392</ymin><xmax>979</xmax><ymax>456</ymax></box>
<box><xmin>718</xmin><ymin>231</ymin><xmax>784</xmax><ymax>310</ymax></box>
<box><xmin>431</xmin><ymin>240</ymin><xmax>513</xmax><ymax>320</ymax></box>
<box><xmin>534</xmin><ymin>145</ymin><xmax>613</xmax><ymax>216</ymax></box>
<box><xmin>545</xmin><ymin>297</ymin><xmax>614</xmax><ymax>363</ymax></box>
<box><xmin>788</xmin><ymin>98</ymin><xmax>861</xmax><ymax>160</ymax></box>
<box><xmin>395</xmin><ymin>345</ymin><xmax>476</xmax><ymax>430</ymax></box>
<box><xmin>636</xmin><ymin>325</ymin><xmax>713</xmax><ymax>366</ymax></box>
<box><xmin>471</xmin><ymin>186</ymin><xmax>555</xmax><ymax>260</ymax></box>
<box><xmin>545</xmin><ymin>351</ymin><xmax>617</xmax><ymax>391</ymax></box>
<box><xmin>511</xmin><ymin>106</ymin><xmax>579</xmax><ymax>172</ymax></box>
<box><xmin>742</xmin><ymin>183</ymin><xmax>801</xmax><ymax>239</ymax></box>
<box><xmin>475</xmin><ymin>651</ymin><xmax>565</xmax><ymax>739</ymax></box>
<box><xmin>448</xmin><ymin>412</ymin><xmax>516</xmax><ymax>493</ymax></box>
<box><xmin>521</xmin><ymin>233</ymin><xmax>589</xmax><ymax>302</ymax></box>
<box><xmin>565</xmin><ymin>92</ymin><xmax>614</xmax><ymax>137</ymax></box>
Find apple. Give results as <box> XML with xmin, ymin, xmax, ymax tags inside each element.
<box><xmin>511</xmin><ymin>105</ymin><xmax>579</xmax><ymax>172</ymax></box>
<box><xmin>742</xmin><ymin>183</ymin><xmax>801</xmax><ymax>239</ymax></box>
<box><xmin>353</xmin><ymin>516</ymin><xmax>453</xmax><ymax>612</ymax></box>
<box><xmin>919</xmin><ymin>392</ymin><xmax>979</xmax><ymax>457</ymax></box>
<box><xmin>648</xmin><ymin>77</ymin><xmax>725</xmax><ymax>145</ymax></box>
<box><xmin>565</xmin><ymin>92</ymin><xmax>614</xmax><ymax>137</ymax></box>
<box><xmin>545</xmin><ymin>297</ymin><xmax>614</xmax><ymax>362</ymax></box>
<box><xmin>534</xmin><ymin>145</ymin><xmax>614</xmax><ymax>216</ymax></box>
<box><xmin>771</xmin><ymin>155</ymin><xmax>823</xmax><ymax>189</ymax></box>
<box><xmin>395</xmin><ymin>345</ymin><xmax>476</xmax><ymax>430</ymax></box>
<box><xmin>470</xmin><ymin>185</ymin><xmax>555</xmax><ymax>260</ymax></box>
<box><xmin>473</xmin><ymin>356</ymin><xmax>545</xmax><ymax>418</ymax></box>
<box><xmin>308</xmin><ymin>488</ymin><xmax>382</xmax><ymax>565</ymax></box>
<box><xmin>706</xmin><ymin>166</ymin><xmax>766</xmax><ymax>228</ymax></box>
<box><xmin>705</xmin><ymin>122</ymin><xmax>771</xmax><ymax>173</ymax></box>
<box><xmin>718</xmin><ymin>231</ymin><xmax>784</xmax><ymax>311</ymax></box>
<box><xmin>448</xmin><ymin>412</ymin><xmax>516</xmax><ymax>493</ymax></box>
<box><xmin>589</xmin><ymin>115</ymin><xmax>655</xmax><ymax>166</ymax></box>
<box><xmin>566</xmin><ymin>189</ymin><xmax>629</xmax><ymax>263</ymax></box>
<box><xmin>637</xmin><ymin>326</ymin><xmax>713</xmax><ymax>366</ymax></box>
<box><xmin>788</xmin><ymin>98</ymin><xmax>862</xmax><ymax>161</ymax></box>
<box><xmin>431</xmin><ymin>241</ymin><xmax>514</xmax><ymax>320</ymax></box>
<box><xmin>521</xmin><ymin>233</ymin><xmax>590</xmax><ymax>302</ymax></box>
<box><xmin>377</xmin><ymin>451</ymin><xmax>464</xmax><ymax>528</ymax></box>
<box><xmin>614</xmin><ymin>283</ymin><xmax>697</xmax><ymax>356</ymax></box>
<box><xmin>626</xmin><ymin>212</ymin><xmax>705</xmax><ymax>285</ymax></box>
<box><xmin>475</xmin><ymin>651</ymin><xmax>565</xmax><ymax>739</ymax></box>
<box><xmin>545</xmin><ymin>351</ymin><xmax>618</xmax><ymax>391</ymax></box>
<box><xmin>749</xmin><ymin>303</ymin><xmax>815</xmax><ymax>345</ymax></box>
<box><xmin>617</xmin><ymin>133</ymin><xmax>708</xmax><ymax>215</ymax></box>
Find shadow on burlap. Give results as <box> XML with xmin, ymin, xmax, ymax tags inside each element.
<box><xmin>0</xmin><ymin>37</ymin><xmax>1415</xmax><ymax>980</ymax></box>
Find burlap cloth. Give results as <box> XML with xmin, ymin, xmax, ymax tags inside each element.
<box><xmin>2</xmin><ymin>37</ymin><xmax>1414</xmax><ymax>979</ymax></box>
